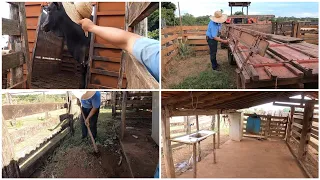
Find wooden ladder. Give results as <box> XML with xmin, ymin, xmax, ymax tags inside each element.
<box><xmin>2</xmin><ymin>2</ymin><xmax>31</xmax><ymax>89</ymax></box>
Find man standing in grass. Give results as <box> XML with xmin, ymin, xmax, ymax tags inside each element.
<box><xmin>206</xmin><ymin>11</ymin><xmax>229</xmax><ymax>71</ymax></box>
<box><xmin>73</xmin><ymin>91</ymin><xmax>101</xmax><ymax>140</ymax></box>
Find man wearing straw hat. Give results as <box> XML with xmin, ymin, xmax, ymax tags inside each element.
<box><xmin>73</xmin><ymin>91</ymin><xmax>101</xmax><ymax>140</ymax></box>
<box><xmin>206</xmin><ymin>10</ymin><xmax>229</xmax><ymax>71</ymax></box>
<box><xmin>78</xmin><ymin>18</ymin><xmax>159</xmax><ymax>81</ymax></box>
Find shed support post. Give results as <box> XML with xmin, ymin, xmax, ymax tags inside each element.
<box><xmin>121</xmin><ymin>91</ymin><xmax>127</xmax><ymax>139</ymax></box>
<box><xmin>162</xmin><ymin>106</ymin><xmax>175</xmax><ymax>178</ymax></box>
<box><xmin>217</xmin><ymin>112</ymin><xmax>220</xmax><ymax>148</ymax></box>
<box><xmin>286</xmin><ymin>106</ymin><xmax>295</xmax><ymax>142</ymax></box>
<box><xmin>193</xmin><ymin>143</ymin><xmax>197</xmax><ymax>178</ymax></box>
<box><xmin>298</xmin><ymin>102</ymin><xmax>314</xmax><ymax>160</ymax></box>
<box><xmin>266</xmin><ymin>115</ymin><xmax>271</xmax><ymax>137</ymax></box>
<box><xmin>196</xmin><ymin>115</ymin><xmax>201</xmax><ymax>161</ymax></box>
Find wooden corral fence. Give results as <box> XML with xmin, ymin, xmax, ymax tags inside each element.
<box><xmin>2</xmin><ymin>92</ymin><xmax>75</xmax><ymax>178</ymax></box>
<box><xmin>286</xmin><ymin>103</ymin><xmax>319</xmax><ymax>178</ymax></box>
<box><xmin>2</xmin><ymin>2</ymin><xmax>31</xmax><ymax>89</ymax></box>
<box><xmin>161</xmin><ymin>26</ymin><xmax>208</xmax><ymax>70</ymax></box>
<box><xmin>169</xmin><ymin>115</ymin><xmax>213</xmax><ymax>148</ymax></box>
<box><xmin>6</xmin><ymin>2</ymin><xmax>159</xmax><ymax>89</ymax></box>
<box><xmin>243</xmin><ymin>114</ymin><xmax>288</xmax><ymax>138</ymax></box>
<box><xmin>272</xmin><ymin>21</ymin><xmax>318</xmax><ymax>45</ymax></box>
<box><xmin>117</xmin><ymin>2</ymin><xmax>159</xmax><ymax>89</ymax></box>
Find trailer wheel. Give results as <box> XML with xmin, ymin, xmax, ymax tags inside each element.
<box><xmin>228</xmin><ymin>48</ymin><xmax>236</xmax><ymax>65</ymax></box>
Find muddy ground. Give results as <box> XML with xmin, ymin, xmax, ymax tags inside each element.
<box><xmin>32</xmin><ymin>72</ymin><xmax>81</xmax><ymax>89</ymax></box>
<box><xmin>162</xmin><ymin>47</ymin><xmax>237</xmax><ymax>89</ymax></box>
<box><xmin>161</xmin><ymin>132</ymin><xmax>230</xmax><ymax>178</ymax></box>
<box><xmin>121</xmin><ymin>117</ymin><xmax>159</xmax><ymax>178</ymax></box>
<box><xmin>32</xmin><ymin>109</ymin><xmax>131</xmax><ymax>178</ymax></box>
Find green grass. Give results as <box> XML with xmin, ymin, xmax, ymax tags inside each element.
<box><xmin>171</xmin><ymin>69</ymin><xmax>236</xmax><ymax>89</ymax></box>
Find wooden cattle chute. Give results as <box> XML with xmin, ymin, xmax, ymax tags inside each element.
<box><xmin>111</xmin><ymin>91</ymin><xmax>152</xmax><ymax>139</ymax></box>
<box><xmin>2</xmin><ymin>2</ymin><xmax>31</xmax><ymax>89</ymax></box>
<box><xmin>278</xmin><ymin>96</ymin><xmax>319</xmax><ymax>178</ymax></box>
<box><xmin>227</xmin><ymin>25</ymin><xmax>318</xmax><ymax>88</ymax></box>
<box><xmin>116</xmin><ymin>2</ymin><xmax>159</xmax><ymax>89</ymax></box>
<box><xmin>2</xmin><ymin>92</ymin><xmax>75</xmax><ymax>178</ymax></box>
<box><xmin>272</xmin><ymin>21</ymin><xmax>318</xmax><ymax>45</ymax></box>
<box><xmin>18</xmin><ymin>2</ymin><xmax>131</xmax><ymax>88</ymax></box>
<box><xmin>243</xmin><ymin>114</ymin><xmax>288</xmax><ymax>138</ymax></box>
<box><xmin>161</xmin><ymin>91</ymin><xmax>317</xmax><ymax>178</ymax></box>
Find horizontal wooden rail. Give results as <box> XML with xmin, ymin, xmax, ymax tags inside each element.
<box><xmin>2</xmin><ymin>51</ymin><xmax>24</xmax><ymax>71</ymax></box>
<box><xmin>2</xmin><ymin>103</ymin><xmax>67</xmax><ymax>120</ymax></box>
<box><xmin>2</xmin><ymin>18</ymin><xmax>20</xmax><ymax>35</ymax></box>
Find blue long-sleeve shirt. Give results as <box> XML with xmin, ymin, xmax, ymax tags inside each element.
<box><xmin>132</xmin><ymin>37</ymin><xmax>159</xmax><ymax>82</ymax></box>
<box><xmin>206</xmin><ymin>20</ymin><xmax>221</xmax><ymax>39</ymax></box>
<box><xmin>81</xmin><ymin>91</ymin><xmax>101</xmax><ymax>109</ymax></box>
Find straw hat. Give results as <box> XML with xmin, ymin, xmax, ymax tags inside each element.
<box><xmin>210</xmin><ymin>11</ymin><xmax>228</xmax><ymax>23</ymax></box>
<box><xmin>62</xmin><ymin>2</ymin><xmax>92</xmax><ymax>37</ymax></box>
<box><xmin>73</xmin><ymin>91</ymin><xmax>96</xmax><ymax>100</ymax></box>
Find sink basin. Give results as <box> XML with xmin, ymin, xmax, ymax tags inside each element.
<box><xmin>171</xmin><ymin>130</ymin><xmax>215</xmax><ymax>144</ymax></box>
<box><xmin>189</xmin><ymin>133</ymin><xmax>208</xmax><ymax>138</ymax></box>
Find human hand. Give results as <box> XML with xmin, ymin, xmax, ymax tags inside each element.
<box><xmin>223</xmin><ymin>39</ymin><xmax>229</xmax><ymax>44</ymax></box>
<box><xmin>85</xmin><ymin>118</ymin><xmax>90</xmax><ymax>126</ymax></box>
<box><xmin>78</xmin><ymin>18</ymin><xmax>95</xmax><ymax>33</ymax></box>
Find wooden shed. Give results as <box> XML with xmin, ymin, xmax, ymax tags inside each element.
<box><xmin>3</xmin><ymin>2</ymin><xmax>159</xmax><ymax>89</ymax></box>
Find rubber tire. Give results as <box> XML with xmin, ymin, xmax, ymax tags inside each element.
<box><xmin>228</xmin><ymin>48</ymin><xmax>236</xmax><ymax>65</ymax></box>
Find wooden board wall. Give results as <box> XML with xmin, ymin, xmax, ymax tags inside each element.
<box><xmin>87</xmin><ymin>2</ymin><xmax>126</xmax><ymax>89</ymax></box>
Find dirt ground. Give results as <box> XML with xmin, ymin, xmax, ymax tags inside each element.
<box><xmin>162</xmin><ymin>47</ymin><xmax>237</xmax><ymax>89</ymax></box>
<box><xmin>121</xmin><ymin>117</ymin><xmax>159</xmax><ymax>178</ymax></box>
<box><xmin>161</xmin><ymin>132</ymin><xmax>230</xmax><ymax>178</ymax></box>
<box><xmin>32</xmin><ymin>109</ymin><xmax>132</xmax><ymax>178</ymax></box>
<box><xmin>32</xmin><ymin>72</ymin><xmax>81</xmax><ymax>89</ymax></box>
<box><xmin>178</xmin><ymin>137</ymin><xmax>307</xmax><ymax>178</ymax></box>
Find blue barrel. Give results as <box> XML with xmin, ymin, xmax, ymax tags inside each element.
<box><xmin>246</xmin><ymin>114</ymin><xmax>261</xmax><ymax>134</ymax></box>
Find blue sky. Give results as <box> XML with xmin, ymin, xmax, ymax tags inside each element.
<box><xmin>173</xmin><ymin>2</ymin><xmax>319</xmax><ymax>18</ymax></box>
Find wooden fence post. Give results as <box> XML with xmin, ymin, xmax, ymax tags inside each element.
<box><xmin>266</xmin><ymin>115</ymin><xmax>271</xmax><ymax>137</ymax></box>
<box><xmin>298</xmin><ymin>102</ymin><xmax>314</xmax><ymax>160</ymax></box>
<box><xmin>162</xmin><ymin>106</ymin><xmax>175</xmax><ymax>178</ymax></box>
<box><xmin>121</xmin><ymin>91</ymin><xmax>127</xmax><ymax>139</ymax></box>
<box><xmin>2</xmin><ymin>118</ymin><xmax>20</xmax><ymax>177</ymax></box>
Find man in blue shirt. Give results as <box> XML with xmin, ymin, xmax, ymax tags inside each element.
<box><xmin>73</xmin><ymin>91</ymin><xmax>101</xmax><ymax>140</ymax></box>
<box><xmin>78</xmin><ymin>18</ymin><xmax>159</xmax><ymax>82</ymax></box>
<box><xmin>206</xmin><ymin>11</ymin><xmax>229</xmax><ymax>71</ymax></box>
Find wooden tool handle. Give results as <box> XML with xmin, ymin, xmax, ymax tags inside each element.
<box><xmin>80</xmin><ymin>108</ymin><xmax>98</xmax><ymax>153</ymax></box>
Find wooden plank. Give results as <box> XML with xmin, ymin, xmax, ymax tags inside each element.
<box><xmin>162</xmin><ymin>34</ymin><xmax>178</xmax><ymax>45</ymax></box>
<box><xmin>293</xmin><ymin>122</ymin><xmax>303</xmax><ymax>129</ymax></box>
<box><xmin>127</xmin><ymin>2</ymin><xmax>158</xmax><ymax>27</ymax></box>
<box><xmin>2</xmin><ymin>103</ymin><xmax>66</xmax><ymax>120</ymax></box>
<box><xmin>2</xmin><ymin>52</ymin><xmax>24</xmax><ymax>71</ymax></box>
<box><xmin>125</xmin><ymin>53</ymin><xmax>159</xmax><ymax>89</ymax></box>
<box><xmin>2</xmin><ymin>18</ymin><xmax>20</xmax><ymax>35</ymax></box>
<box><xmin>161</xmin><ymin>26</ymin><xmax>179</xmax><ymax>35</ymax></box>
<box><xmin>162</xmin><ymin>44</ymin><xmax>178</xmax><ymax>56</ymax></box>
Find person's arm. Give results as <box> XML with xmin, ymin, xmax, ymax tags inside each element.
<box><xmin>85</xmin><ymin>108</ymin><xmax>98</xmax><ymax>126</ymax></box>
<box><xmin>78</xmin><ymin>18</ymin><xmax>141</xmax><ymax>56</ymax></box>
<box><xmin>211</xmin><ymin>23</ymin><xmax>228</xmax><ymax>44</ymax></box>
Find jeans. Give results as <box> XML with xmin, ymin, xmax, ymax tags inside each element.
<box><xmin>80</xmin><ymin>107</ymin><xmax>100</xmax><ymax>140</ymax></box>
<box><xmin>207</xmin><ymin>38</ymin><xmax>218</xmax><ymax>69</ymax></box>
